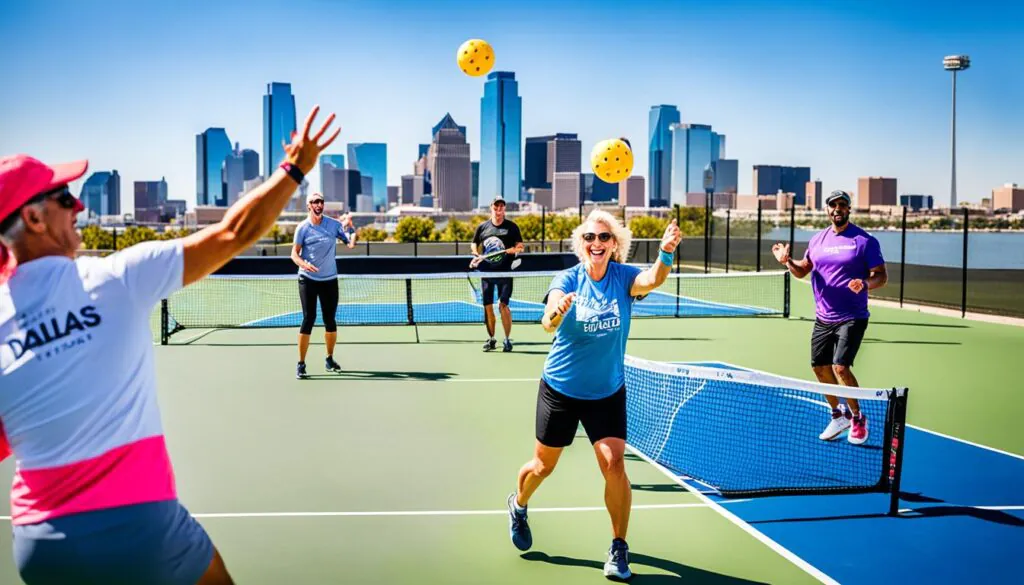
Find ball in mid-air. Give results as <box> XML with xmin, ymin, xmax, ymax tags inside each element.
<box><xmin>457</xmin><ymin>39</ymin><xmax>495</xmax><ymax>77</ymax></box>
<box><xmin>590</xmin><ymin>138</ymin><xmax>634</xmax><ymax>184</ymax></box>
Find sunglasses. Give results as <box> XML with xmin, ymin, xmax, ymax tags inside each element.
<box><xmin>582</xmin><ymin>232</ymin><xmax>613</xmax><ymax>243</ymax></box>
<box><xmin>309</xmin><ymin>200</ymin><xmax>325</xmax><ymax>205</ymax></box>
<box><xmin>827</xmin><ymin>199</ymin><xmax>850</xmax><ymax>209</ymax></box>
<box><xmin>29</xmin><ymin>186</ymin><xmax>78</xmax><ymax>209</ymax></box>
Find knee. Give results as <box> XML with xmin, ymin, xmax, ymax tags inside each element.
<box><xmin>832</xmin><ymin>364</ymin><xmax>850</xmax><ymax>378</ymax></box>
<box><xmin>533</xmin><ymin>458</ymin><xmax>557</xmax><ymax>478</ymax></box>
<box><xmin>812</xmin><ymin>365</ymin><xmax>833</xmax><ymax>377</ymax></box>
<box><xmin>598</xmin><ymin>454</ymin><xmax>626</xmax><ymax>479</ymax></box>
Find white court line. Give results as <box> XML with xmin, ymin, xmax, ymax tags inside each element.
<box><xmin>625</xmin><ymin>445</ymin><xmax>840</xmax><ymax>585</ymax></box>
<box><xmin>0</xmin><ymin>501</ymin><xmax>746</xmax><ymax>522</ymax></box>
<box><xmin>445</xmin><ymin>378</ymin><xmax>536</xmax><ymax>383</ymax></box>
<box><xmin>898</xmin><ymin>505</ymin><xmax>1024</xmax><ymax>514</ymax></box>
<box><xmin>907</xmin><ymin>424</ymin><xmax>1024</xmax><ymax>462</ymax></box>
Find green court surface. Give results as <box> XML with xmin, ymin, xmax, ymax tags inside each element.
<box><xmin>2</xmin><ymin>282</ymin><xmax>1022</xmax><ymax>584</ymax></box>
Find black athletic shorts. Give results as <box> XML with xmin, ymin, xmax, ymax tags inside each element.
<box><xmin>535</xmin><ymin>378</ymin><xmax>627</xmax><ymax>448</ymax></box>
<box><xmin>481</xmin><ymin>277</ymin><xmax>513</xmax><ymax>306</ymax></box>
<box><xmin>811</xmin><ymin>318</ymin><xmax>869</xmax><ymax>367</ymax></box>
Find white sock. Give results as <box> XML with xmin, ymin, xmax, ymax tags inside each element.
<box><xmin>513</xmin><ymin>494</ymin><xmax>526</xmax><ymax>512</ymax></box>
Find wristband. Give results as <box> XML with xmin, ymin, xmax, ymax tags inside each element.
<box><xmin>280</xmin><ymin>162</ymin><xmax>305</xmax><ymax>184</ymax></box>
<box><xmin>658</xmin><ymin>248</ymin><xmax>674</xmax><ymax>267</ymax></box>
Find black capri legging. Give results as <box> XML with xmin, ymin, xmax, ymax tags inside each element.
<box><xmin>298</xmin><ymin>276</ymin><xmax>339</xmax><ymax>334</ymax></box>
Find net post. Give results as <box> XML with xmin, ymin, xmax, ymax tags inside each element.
<box><xmin>405</xmin><ymin>278</ymin><xmax>419</xmax><ymax>343</ymax></box>
<box><xmin>961</xmin><ymin>207</ymin><xmax>968</xmax><ymax>318</ymax></box>
<box><xmin>788</xmin><ymin>203</ymin><xmax>795</xmax><ymax>254</ymax></box>
<box><xmin>886</xmin><ymin>388</ymin><xmax>909</xmax><ymax>516</ymax></box>
<box><xmin>674</xmin><ymin>205</ymin><xmax>681</xmax><ymax>274</ymax></box>
<box><xmin>414</xmin><ymin>238</ymin><xmax>419</xmax><ymax>257</ymax></box>
<box><xmin>160</xmin><ymin>298</ymin><xmax>169</xmax><ymax>345</ymax></box>
<box><xmin>899</xmin><ymin>206</ymin><xmax>907</xmax><ymax>307</ymax></box>
<box><xmin>541</xmin><ymin>206</ymin><xmax>546</xmax><ymax>251</ymax></box>
<box><xmin>783</xmin><ymin>271</ymin><xmax>791</xmax><ymax>318</ymax></box>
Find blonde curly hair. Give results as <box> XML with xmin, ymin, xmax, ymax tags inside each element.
<box><xmin>571</xmin><ymin>209</ymin><xmax>633</xmax><ymax>267</ymax></box>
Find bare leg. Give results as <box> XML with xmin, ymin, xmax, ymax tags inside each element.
<box><xmin>499</xmin><ymin>303</ymin><xmax>513</xmax><ymax>338</ymax></box>
<box><xmin>516</xmin><ymin>441</ymin><xmax>564</xmax><ymax>506</ymax></box>
<box><xmin>812</xmin><ymin>365</ymin><xmax>841</xmax><ymax>410</ymax></box>
<box><xmin>832</xmin><ymin>365</ymin><xmax>861</xmax><ymax>416</ymax></box>
<box><xmin>298</xmin><ymin>333</ymin><xmax>311</xmax><ymax>362</ymax></box>
<box><xmin>325</xmin><ymin>331</ymin><xmax>337</xmax><ymax>357</ymax></box>
<box><xmin>484</xmin><ymin>305</ymin><xmax>496</xmax><ymax>338</ymax></box>
<box><xmin>593</xmin><ymin>438</ymin><xmax>631</xmax><ymax>540</ymax></box>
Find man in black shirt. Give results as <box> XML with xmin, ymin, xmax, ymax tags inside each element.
<box><xmin>471</xmin><ymin>197</ymin><xmax>524</xmax><ymax>352</ymax></box>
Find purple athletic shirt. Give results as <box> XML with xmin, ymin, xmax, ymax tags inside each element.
<box><xmin>804</xmin><ymin>223</ymin><xmax>885</xmax><ymax>323</ymax></box>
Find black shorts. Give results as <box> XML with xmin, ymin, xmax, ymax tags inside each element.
<box><xmin>481</xmin><ymin>277</ymin><xmax>513</xmax><ymax>306</ymax></box>
<box><xmin>535</xmin><ymin>378</ymin><xmax>627</xmax><ymax>448</ymax></box>
<box><xmin>811</xmin><ymin>318</ymin><xmax>869</xmax><ymax>367</ymax></box>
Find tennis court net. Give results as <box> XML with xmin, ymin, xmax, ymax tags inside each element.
<box><xmin>160</xmin><ymin>268</ymin><xmax>789</xmax><ymax>343</ymax></box>
<box><xmin>624</xmin><ymin>356</ymin><xmax>908</xmax><ymax>514</ymax></box>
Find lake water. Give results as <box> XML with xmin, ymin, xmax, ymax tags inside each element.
<box><xmin>765</xmin><ymin>228</ymin><xmax>1024</xmax><ymax>270</ymax></box>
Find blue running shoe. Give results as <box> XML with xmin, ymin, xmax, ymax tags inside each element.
<box><xmin>506</xmin><ymin>492</ymin><xmax>532</xmax><ymax>551</ymax></box>
<box><xmin>296</xmin><ymin>362</ymin><xmax>307</xmax><ymax>379</ymax></box>
<box><xmin>325</xmin><ymin>356</ymin><xmax>341</xmax><ymax>372</ymax></box>
<box><xmin>604</xmin><ymin>538</ymin><xmax>632</xmax><ymax>581</ymax></box>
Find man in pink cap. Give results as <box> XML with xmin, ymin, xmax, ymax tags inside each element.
<box><xmin>0</xmin><ymin>106</ymin><xmax>340</xmax><ymax>585</ymax></box>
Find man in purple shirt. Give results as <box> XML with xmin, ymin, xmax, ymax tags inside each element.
<box><xmin>772</xmin><ymin>190</ymin><xmax>887</xmax><ymax>445</ymax></box>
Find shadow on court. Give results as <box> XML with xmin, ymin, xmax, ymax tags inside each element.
<box><xmin>300</xmin><ymin>370</ymin><xmax>457</xmax><ymax>381</ymax></box>
<box><xmin>520</xmin><ymin>551</ymin><xmax>769</xmax><ymax>584</ymax></box>
<box><xmin>795</xmin><ymin>317</ymin><xmax>969</xmax><ymax>329</ymax></box>
<box><xmin>861</xmin><ymin>338</ymin><xmax>961</xmax><ymax>346</ymax></box>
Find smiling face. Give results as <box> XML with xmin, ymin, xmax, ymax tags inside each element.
<box><xmin>5</xmin><ymin>185</ymin><xmax>84</xmax><ymax>257</ymax></box>
<box><xmin>579</xmin><ymin>219</ymin><xmax>617</xmax><ymax>267</ymax></box>
<box><xmin>828</xmin><ymin>197</ymin><xmax>851</xmax><ymax>228</ymax></box>
<box><xmin>307</xmin><ymin>197</ymin><xmax>324</xmax><ymax>217</ymax></box>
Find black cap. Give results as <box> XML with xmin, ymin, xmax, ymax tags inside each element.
<box><xmin>826</xmin><ymin>190</ymin><xmax>851</xmax><ymax>206</ymax></box>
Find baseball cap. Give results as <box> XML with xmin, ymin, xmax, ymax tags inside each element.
<box><xmin>307</xmin><ymin>192</ymin><xmax>325</xmax><ymax>203</ymax></box>
<box><xmin>825</xmin><ymin>190</ymin><xmax>852</xmax><ymax>206</ymax></box>
<box><xmin>491</xmin><ymin>196</ymin><xmax>506</xmax><ymax>206</ymax></box>
<box><xmin>0</xmin><ymin>154</ymin><xmax>88</xmax><ymax>224</ymax></box>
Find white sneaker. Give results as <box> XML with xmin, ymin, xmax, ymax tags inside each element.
<box><xmin>819</xmin><ymin>406</ymin><xmax>851</xmax><ymax>441</ymax></box>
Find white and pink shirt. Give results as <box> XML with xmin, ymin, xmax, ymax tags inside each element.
<box><xmin>0</xmin><ymin>239</ymin><xmax>184</xmax><ymax>525</ymax></box>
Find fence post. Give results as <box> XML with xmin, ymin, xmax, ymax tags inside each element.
<box><xmin>756</xmin><ymin>200</ymin><xmax>763</xmax><ymax>272</ymax></box>
<box><xmin>788</xmin><ymin>204</ymin><xmax>795</xmax><ymax>254</ymax></box>
<box><xmin>414</xmin><ymin>237</ymin><xmax>418</xmax><ymax>257</ymax></box>
<box><xmin>541</xmin><ymin>206</ymin><xmax>546</xmax><ymax>251</ymax></box>
<box><xmin>899</xmin><ymin>206</ymin><xmax>907</xmax><ymax>307</ymax></box>
<box><xmin>675</xmin><ymin>205</ymin><xmax>681</xmax><ymax>274</ymax></box>
<box><xmin>112</xmin><ymin>228</ymin><xmax>118</xmax><ymax>251</ymax></box>
<box><xmin>703</xmin><ymin>193</ymin><xmax>711</xmax><ymax>274</ymax></box>
<box><xmin>725</xmin><ymin>209</ymin><xmax>731</xmax><ymax>273</ymax></box>
<box><xmin>578</xmin><ymin>201</ymin><xmax>583</xmax><ymax>220</ymax></box>
<box><xmin>961</xmin><ymin>206</ymin><xmax>968</xmax><ymax>318</ymax></box>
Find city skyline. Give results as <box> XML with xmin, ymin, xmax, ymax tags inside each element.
<box><xmin>1</xmin><ymin>0</ymin><xmax>1020</xmax><ymax>214</ymax></box>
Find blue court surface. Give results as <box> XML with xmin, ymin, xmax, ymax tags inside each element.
<box><xmin>240</xmin><ymin>289</ymin><xmax>777</xmax><ymax>328</ymax></box>
<box><xmin>651</xmin><ymin>361</ymin><xmax>1024</xmax><ymax>585</ymax></box>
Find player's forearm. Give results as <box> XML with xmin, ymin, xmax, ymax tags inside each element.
<box><xmin>785</xmin><ymin>259</ymin><xmax>811</xmax><ymax>279</ymax></box>
<box><xmin>867</xmin><ymin>270</ymin><xmax>887</xmax><ymax>289</ymax></box>
<box><xmin>542</xmin><ymin>310</ymin><xmax>564</xmax><ymax>333</ymax></box>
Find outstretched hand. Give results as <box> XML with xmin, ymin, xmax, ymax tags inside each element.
<box><xmin>772</xmin><ymin>243</ymin><xmax>791</xmax><ymax>265</ymax></box>
<box><xmin>556</xmin><ymin>292</ymin><xmax>576</xmax><ymax>316</ymax></box>
<box><xmin>282</xmin><ymin>105</ymin><xmax>341</xmax><ymax>175</ymax></box>
<box><xmin>660</xmin><ymin>219</ymin><xmax>682</xmax><ymax>253</ymax></box>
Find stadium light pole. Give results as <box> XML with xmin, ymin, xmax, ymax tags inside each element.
<box><xmin>943</xmin><ymin>54</ymin><xmax>970</xmax><ymax>210</ymax></box>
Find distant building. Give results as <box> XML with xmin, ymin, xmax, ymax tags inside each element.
<box><xmin>992</xmin><ymin>184</ymin><xmax>1024</xmax><ymax>212</ymax></box>
<box><xmin>648</xmin><ymin>105</ymin><xmax>680</xmax><ymax>207</ymax></box>
<box><xmin>806</xmin><ymin>180</ymin><xmax>823</xmax><ymax>209</ymax></box>
<box><xmin>479</xmin><ymin>71</ymin><xmax>522</xmax><ymax>201</ymax></box>
<box><xmin>429</xmin><ymin>113</ymin><xmax>472</xmax><ymax>211</ymax></box>
<box><xmin>80</xmin><ymin>170</ymin><xmax>121</xmax><ymax>217</ymax></box>
<box><xmin>619</xmin><ymin>175</ymin><xmax>645</xmax><ymax>207</ymax></box>
<box><xmin>263</xmin><ymin>82</ymin><xmax>297</xmax><ymax>178</ymax></box>
<box><xmin>348</xmin><ymin>143</ymin><xmax>387</xmax><ymax>210</ymax></box>
<box><xmin>858</xmin><ymin>177</ymin><xmax>898</xmax><ymax>208</ymax></box>
<box><xmin>900</xmin><ymin>194</ymin><xmax>934</xmax><ymax>211</ymax></box>
<box><xmin>552</xmin><ymin>172</ymin><xmax>581</xmax><ymax>210</ymax></box>
<box><xmin>753</xmin><ymin>165</ymin><xmax>811</xmax><ymax>206</ymax></box>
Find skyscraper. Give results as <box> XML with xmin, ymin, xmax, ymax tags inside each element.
<box><xmin>753</xmin><ymin>165</ymin><xmax>811</xmax><ymax>205</ymax></box>
<box><xmin>471</xmin><ymin>161</ymin><xmax>480</xmax><ymax>208</ymax></box>
<box><xmin>80</xmin><ymin>170</ymin><xmax>121</xmax><ymax>217</ymax></box>
<box><xmin>547</xmin><ymin>134</ymin><xmax>582</xmax><ymax>184</ymax></box>
<box><xmin>480</xmin><ymin>71</ymin><xmax>522</xmax><ymax>202</ymax></box>
<box><xmin>347</xmin><ymin>143</ymin><xmax>387</xmax><ymax>210</ymax></box>
<box><xmin>711</xmin><ymin>159</ymin><xmax>739</xmax><ymax>194</ymax></box>
<box><xmin>669</xmin><ymin>123</ymin><xmax>726</xmax><ymax>206</ymax></box>
<box><xmin>648</xmin><ymin>105</ymin><xmax>680</xmax><ymax>207</ymax></box>
<box><xmin>196</xmin><ymin>128</ymin><xmax>232</xmax><ymax>207</ymax></box>
<box><xmin>319</xmin><ymin>154</ymin><xmax>345</xmax><ymax>194</ymax></box>
<box><xmin>429</xmin><ymin>113</ymin><xmax>472</xmax><ymax>211</ymax></box>
<box><xmin>525</xmin><ymin>135</ymin><xmax>555</xmax><ymax>190</ymax></box>
<box><xmin>263</xmin><ymin>82</ymin><xmax>297</xmax><ymax>178</ymax></box>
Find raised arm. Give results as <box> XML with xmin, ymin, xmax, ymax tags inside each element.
<box><xmin>181</xmin><ymin>106</ymin><xmax>340</xmax><ymax>286</ymax></box>
<box><xmin>772</xmin><ymin>243</ymin><xmax>813</xmax><ymax>279</ymax></box>
<box><xmin>630</xmin><ymin>219</ymin><xmax>682</xmax><ymax>297</ymax></box>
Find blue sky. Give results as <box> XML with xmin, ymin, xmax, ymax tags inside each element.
<box><xmin>1</xmin><ymin>0</ymin><xmax>1021</xmax><ymax>212</ymax></box>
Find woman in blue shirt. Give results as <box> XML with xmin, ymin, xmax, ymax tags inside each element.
<box><xmin>505</xmin><ymin>209</ymin><xmax>681</xmax><ymax>581</ymax></box>
<box><xmin>291</xmin><ymin>192</ymin><xmax>355</xmax><ymax>379</ymax></box>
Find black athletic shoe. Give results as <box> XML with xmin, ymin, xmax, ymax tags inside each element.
<box><xmin>483</xmin><ymin>338</ymin><xmax>497</xmax><ymax>352</ymax></box>
<box><xmin>296</xmin><ymin>362</ymin><xmax>307</xmax><ymax>379</ymax></box>
<box><xmin>503</xmin><ymin>338</ymin><xmax>513</xmax><ymax>352</ymax></box>
<box><xmin>325</xmin><ymin>356</ymin><xmax>341</xmax><ymax>372</ymax></box>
